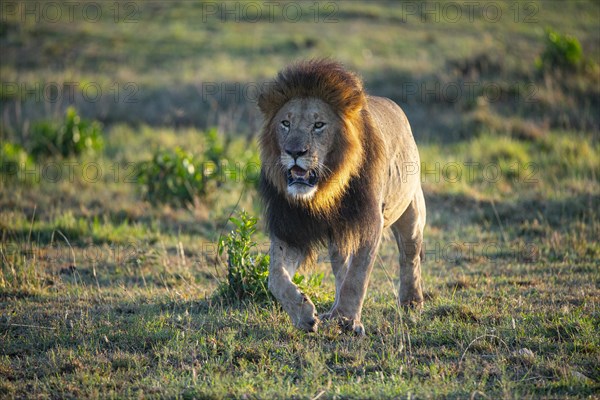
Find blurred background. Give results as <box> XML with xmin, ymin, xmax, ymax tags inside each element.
<box><xmin>2</xmin><ymin>1</ymin><xmax>599</xmax><ymax>138</ymax></box>
<box><xmin>1</xmin><ymin>1</ymin><xmax>599</xmax><ymax>398</ymax></box>
<box><xmin>2</xmin><ymin>0</ymin><xmax>598</xmax><ymax>210</ymax></box>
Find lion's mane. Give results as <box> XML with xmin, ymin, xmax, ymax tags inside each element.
<box><xmin>258</xmin><ymin>59</ymin><xmax>385</xmax><ymax>256</ymax></box>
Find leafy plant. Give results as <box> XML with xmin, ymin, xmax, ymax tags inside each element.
<box><xmin>537</xmin><ymin>28</ymin><xmax>583</xmax><ymax>71</ymax></box>
<box><xmin>204</xmin><ymin>128</ymin><xmax>260</xmax><ymax>189</ymax></box>
<box><xmin>293</xmin><ymin>270</ymin><xmax>328</xmax><ymax>304</ymax></box>
<box><xmin>216</xmin><ymin>211</ymin><xmax>325</xmax><ymax>304</ymax></box>
<box><xmin>29</xmin><ymin>106</ymin><xmax>104</xmax><ymax>158</ymax></box>
<box><xmin>217</xmin><ymin>211</ymin><xmax>271</xmax><ymax>303</ymax></box>
<box><xmin>137</xmin><ymin>128</ymin><xmax>236</xmax><ymax>205</ymax></box>
<box><xmin>0</xmin><ymin>141</ymin><xmax>35</xmax><ymax>184</ymax></box>
<box><xmin>138</xmin><ymin>146</ymin><xmax>206</xmax><ymax>206</ymax></box>
<box><xmin>203</xmin><ymin>127</ymin><xmax>225</xmax><ymax>165</ymax></box>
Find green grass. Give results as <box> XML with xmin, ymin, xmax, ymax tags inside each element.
<box><xmin>1</xmin><ymin>124</ymin><xmax>598</xmax><ymax>398</ymax></box>
<box><xmin>1</xmin><ymin>1</ymin><xmax>599</xmax><ymax>398</ymax></box>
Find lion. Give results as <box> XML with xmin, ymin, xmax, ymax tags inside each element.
<box><xmin>258</xmin><ymin>60</ymin><xmax>426</xmax><ymax>335</ymax></box>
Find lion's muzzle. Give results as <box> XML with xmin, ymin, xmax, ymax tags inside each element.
<box><xmin>287</xmin><ymin>165</ymin><xmax>318</xmax><ymax>187</ymax></box>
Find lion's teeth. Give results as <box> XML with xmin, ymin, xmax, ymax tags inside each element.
<box><xmin>291</xmin><ymin>166</ymin><xmax>309</xmax><ymax>179</ymax></box>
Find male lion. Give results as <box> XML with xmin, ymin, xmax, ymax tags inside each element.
<box><xmin>258</xmin><ymin>60</ymin><xmax>426</xmax><ymax>335</ymax></box>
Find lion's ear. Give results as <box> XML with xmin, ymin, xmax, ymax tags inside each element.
<box><xmin>257</xmin><ymin>81</ymin><xmax>280</xmax><ymax>117</ymax></box>
<box><xmin>257</xmin><ymin>91</ymin><xmax>269</xmax><ymax>116</ymax></box>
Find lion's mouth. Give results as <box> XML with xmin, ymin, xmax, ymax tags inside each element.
<box><xmin>287</xmin><ymin>166</ymin><xmax>318</xmax><ymax>187</ymax></box>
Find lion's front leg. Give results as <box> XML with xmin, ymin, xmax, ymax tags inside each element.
<box><xmin>268</xmin><ymin>236</ymin><xmax>319</xmax><ymax>332</ymax></box>
<box><xmin>323</xmin><ymin>220</ymin><xmax>383</xmax><ymax>336</ymax></box>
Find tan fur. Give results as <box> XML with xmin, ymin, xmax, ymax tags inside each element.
<box><xmin>259</xmin><ymin>61</ymin><xmax>379</xmax><ymax>220</ymax></box>
<box><xmin>258</xmin><ymin>60</ymin><xmax>426</xmax><ymax>334</ymax></box>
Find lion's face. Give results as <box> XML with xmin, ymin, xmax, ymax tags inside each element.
<box><xmin>272</xmin><ymin>97</ymin><xmax>339</xmax><ymax>201</ymax></box>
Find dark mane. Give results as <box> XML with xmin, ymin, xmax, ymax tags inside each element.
<box><xmin>258</xmin><ymin>59</ymin><xmax>366</xmax><ymax>122</ymax></box>
<box><xmin>258</xmin><ymin>60</ymin><xmax>385</xmax><ymax>256</ymax></box>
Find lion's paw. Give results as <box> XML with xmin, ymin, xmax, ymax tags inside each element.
<box><xmin>400</xmin><ymin>299</ymin><xmax>424</xmax><ymax>313</ymax></box>
<box><xmin>296</xmin><ymin>314</ymin><xmax>319</xmax><ymax>332</ymax></box>
<box><xmin>339</xmin><ymin>317</ymin><xmax>366</xmax><ymax>337</ymax></box>
<box><xmin>293</xmin><ymin>294</ymin><xmax>319</xmax><ymax>333</ymax></box>
<box><xmin>320</xmin><ymin>311</ymin><xmax>365</xmax><ymax>336</ymax></box>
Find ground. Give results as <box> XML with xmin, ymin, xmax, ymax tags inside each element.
<box><xmin>1</xmin><ymin>1</ymin><xmax>599</xmax><ymax>398</ymax></box>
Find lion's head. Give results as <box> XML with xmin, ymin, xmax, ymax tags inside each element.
<box><xmin>258</xmin><ymin>59</ymin><xmax>368</xmax><ymax>215</ymax></box>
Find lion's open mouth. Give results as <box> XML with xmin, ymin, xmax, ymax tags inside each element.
<box><xmin>287</xmin><ymin>166</ymin><xmax>318</xmax><ymax>187</ymax></box>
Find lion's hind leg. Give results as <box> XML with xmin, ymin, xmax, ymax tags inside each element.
<box><xmin>391</xmin><ymin>186</ymin><xmax>426</xmax><ymax>309</ymax></box>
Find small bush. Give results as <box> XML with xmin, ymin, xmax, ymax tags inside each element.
<box><xmin>537</xmin><ymin>28</ymin><xmax>583</xmax><ymax>71</ymax></box>
<box><xmin>0</xmin><ymin>142</ymin><xmax>35</xmax><ymax>184</ymax></box>
<box><xmin>29</xmin><ymin>106</ymin><xmax>104</xmax><ymax>158</ymax></box>
<box><xmin>217</xmin><ymin>211</ymin><xmax>271</xmax><ymax>303</ymax></box>
<box><xmin>292</xmin><ymin>271</ymin><xmax>326</xmax><ymax>303</ymax></box>
<box><xmin>216</xmin><ymin>211</ymin><xmax>324</xmax><ymax>304</ymax></box>
<box><xmin>138</xmin><ymin>147</ymin><xmax>207</xmax><ymax>206</ymax></box>
<box><xmin>204</xmin><ymin>127</ymin><xmax>261</xmax><ymax>188</ymax></box>
<box><xmin>203</xmin><ymin>127</ymin><xmax>225</xmax><ymax>165</ymax></box>
<box><xmin>137</xmin><ymin>128</ymin><xmax>235</xmax><ymax>205</ymax></box>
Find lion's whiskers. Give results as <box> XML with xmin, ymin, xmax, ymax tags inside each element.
<box><xmin>316</xmin><ymin>161</ymin><xmax>332</xmax><ymax>178</ymax></box>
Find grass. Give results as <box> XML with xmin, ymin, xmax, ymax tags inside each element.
<box><xmin>1</xmin><ymin>123</ymin><xmax>597</xmax><ymax>398</ymax></box>
<box><xmin>1</xmin><ymin>1</ymin><xmax>599</xmax><ymax>398</ymax></box>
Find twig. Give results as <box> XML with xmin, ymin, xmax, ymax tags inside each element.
<box><xmin>470</xmin><ymin>390</ymin><xmax>490</xmax><ymax>400</ymax></box>
<box><xmin>517</xmin><ymin>375</ymin><xmax>554</xmax><ymax>382</ymax></box>
<box><xmin>4</xmin><ymin>323</ymin><xmax>56</xmax><ymax>331</ymax></box>
<box><xmin>490</xmin><ymin>199</ymin><xmax>508</xmax><ymax>244</ymax></box>
<box><xmin>311</xmin><ymin>390</ymin><xmax>326</xmax><ymax>400</ymax></box>
<box><xmin>376</xmin><ymin>254</ymin><xmax>399</xmax><ymax>302</ymax></box>
<box><xmin>54</xmin><ymin>230</ymin><xmax>76</xmax><ymax>269</ymax></box>
<box><xmin>27</xmin><ymin>205</ymin><xmax>37</xmax><ymax>246</ymax></box>
<box><xmin>458</xmin><ymin>334</ymin><xmax>510</xmax><ymax>371</ymax></box>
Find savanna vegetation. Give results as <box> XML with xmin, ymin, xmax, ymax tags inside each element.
<box><xmin>1</xmin><ymin>1</ymin><xmax>599</xmax><ymax>398</ymax></box>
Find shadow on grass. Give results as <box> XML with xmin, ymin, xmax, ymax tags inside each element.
<box><xmin>3</xmin><ymin>54</ymin><xmax>598</xmax><ymax>141</ymax></box>
<box><xmin>426</xmin><ymin>192</ymin><xmax>599</xmax><ymax>231</ymax></box>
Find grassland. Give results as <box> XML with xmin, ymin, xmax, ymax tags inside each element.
<box><xmin>1</xmin><ymin>1</ymin><xmax>599</xmax><ymax>398</ymax></box>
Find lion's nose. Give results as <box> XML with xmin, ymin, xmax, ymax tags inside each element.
<box><xmin>285</xmin><ymin>147</ymin><xmax>308</xmax><ymax>160</ymax></box>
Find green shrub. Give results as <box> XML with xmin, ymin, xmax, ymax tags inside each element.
<box><xmin>537</xmin><ymin>28</ymin><xmax>583</xmax><ymax>71</ymax></box>
<box><xmin>217</xmin><ymin>211</ymin><xmax>272</xmax><ymax>303</ymax></box>
<box><xmin>136</xmin><ymin>128</ymin><xmax>258</xmax><ymax>205</ymax></box>
<box><xmin>292</xmin><ymin>271</ymin><xmax>326</xmax><ymax>304</ymax></box>
<box><xmin>203</xmin><ymin>127</ymin><xmax>225</xmax><ymax>165</ymax></box>
<box><xmin>29</xmin><ymin>106</ymin><xmax>104</xmax><ymax>158</ymax></box>
<box><xmin>138</xmin><ymin>146</ymin><xmax>208</xmax><ymax>206</ymax></box>
<box><xmin>204</xmin><ymin>128</ymin><xmax>261</xmax><ymax>189</ymax></box>
<box><xmin>216</xmin><ymin>211</ymin><xmax>324</xmax><ymax>304</ymax></box>
<box><xmin>0</xmin><ymin>141</ymin><xmax>35</xmax><ymax>184</ymax></box>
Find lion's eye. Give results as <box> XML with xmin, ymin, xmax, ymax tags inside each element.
<box><xmin>314</xmin><ymin>122</ymin><xmax>325</xmax><ymax>130</ymax></box>
<box><xmin>281</xmin><ymin>120</ymin><xmax>290</xmax><ymax>128</ymax></box>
